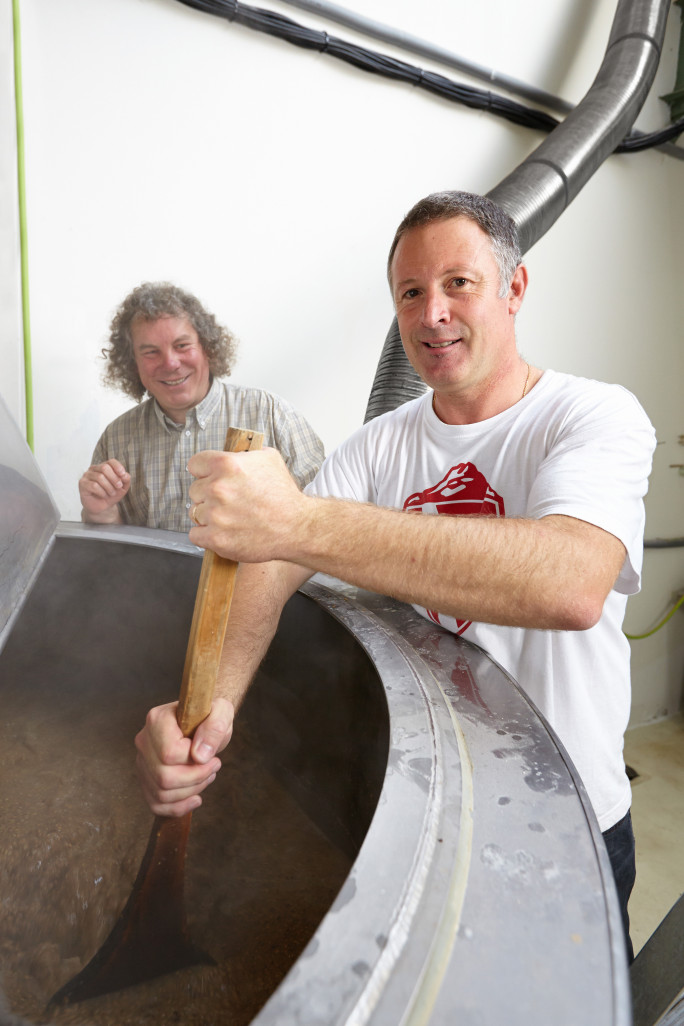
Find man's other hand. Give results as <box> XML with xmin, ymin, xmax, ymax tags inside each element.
<box><xmin>135</xmin><ymin>697</ymin><xmax>233</xmax><ymax>817</ymax></box>
<box><xmin>79</xmin><ymin>458</ymin><xmax>130</xmax><ymax>522</ymax></box>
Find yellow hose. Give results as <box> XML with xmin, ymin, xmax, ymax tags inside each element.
<box><xmin>625</xmin><ymin>593</ymin><xmax>684</xmax><ymax>640</ymax></box>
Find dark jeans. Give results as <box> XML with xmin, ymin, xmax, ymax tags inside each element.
<box><xmin>602</xmin><ymin>810</ymin><xmax>636</xmax><ymax>963</ymax></box>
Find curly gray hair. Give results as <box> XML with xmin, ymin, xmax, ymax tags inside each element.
<box><xmin>102</xmin><ymin>282</ymin><xmax>238</xmax><ymax>401</ymax></box>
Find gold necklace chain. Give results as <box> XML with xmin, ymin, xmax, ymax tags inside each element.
<box><xmin>432</xmin><ymin>361</ymin><xmax>532</xmax><ymax>416</ymax></box>
<box><xmin>521</xmin><ymin>362</ymin><xmax>531</xmax><ymax>400</ymax></box>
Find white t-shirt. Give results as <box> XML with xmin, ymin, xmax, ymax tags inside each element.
<box><xmin>307</xmin><ymin>370</ymin><xmax>656</xmax><ymax>831</ymax></box>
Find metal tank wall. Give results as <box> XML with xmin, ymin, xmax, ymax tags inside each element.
<box><xmin>0</xmin><ymin>394</ymin><xmax>630</xmax><ymax>1025</ymax></box>
<box><xmin>0</xmin><ymin>523</ymin><xmax>631</xmax><ymax>1026</ymax></box>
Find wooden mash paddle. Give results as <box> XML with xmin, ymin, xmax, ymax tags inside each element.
<box><xmin>49</xmin><ymin>427</ymin><xmax>263</xmax><ymax>1008</ymax></box>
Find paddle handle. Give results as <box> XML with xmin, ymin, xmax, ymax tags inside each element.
<box><xmin>176</xmin><ymin>427</ymin><xmax>264</xmax><ymax>737</ymax></box>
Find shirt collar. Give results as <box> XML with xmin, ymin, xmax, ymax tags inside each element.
<box><xmin>151</xmin><ymin>376</ymin><xmax>220</xmax><ymax>432</ymax></box>
<box><xmin>194</xmin><ymin>376</ymin><xmax>221</xmax><ymax>429</ymax></box>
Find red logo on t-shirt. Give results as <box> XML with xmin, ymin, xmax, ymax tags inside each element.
<box><xmin>403</xmin><ymin>463</ymin><xmax>505</xmax><ymax>633</ymax></box>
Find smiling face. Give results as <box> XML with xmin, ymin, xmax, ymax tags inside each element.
<box><xmin>390</xmin><ymin>216</ymin><xmax>527</xmax><ymax>421</ymax></box>
<box><xmin>131</xmin><ymin>314</ymin><xmax>211</xmax><ymax>423</ymax></box>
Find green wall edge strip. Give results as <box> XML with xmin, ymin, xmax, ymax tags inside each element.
<box><xmin>13</xmin><ymin>0</ymin><xmax>33</xmax><ymax>451</ymax></box>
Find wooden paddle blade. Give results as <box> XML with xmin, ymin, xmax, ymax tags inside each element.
<box><xmin>48</xmin><ymin>814</ymin><xmax>214</xmax><ymax>1008</ymax></box>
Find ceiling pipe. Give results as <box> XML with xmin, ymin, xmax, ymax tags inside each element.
<box><xmin>277</xmin><ymin>0</ymin><xmax>684</xmax><ymax>160</ymax></box>
<box><xmin>277</xmin><ymin>0</ymin><xmax>574</xmax><ymax>115</ymax></box>
<box><xmin>364</xmin><ymin>0</ymin><xmax>671</xmax><ymax>422</ymax></box>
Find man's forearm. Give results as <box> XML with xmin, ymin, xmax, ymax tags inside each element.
<box><xmin>285</xmin><ymin>499</ymin><xmax>625</xmax><ymax>632</ymax></box>
<box><xmin>186</xmin><ymin>449</ymin><xmax>625</xmax><ymax>634</ymax></box>
<box><xmin>214</xmin><ymin>559</ymin><xmax>311</xmax><ymax>708</ymax></box>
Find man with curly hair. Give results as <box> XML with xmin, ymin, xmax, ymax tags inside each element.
<box><xmin>78</xmin><ymin>282</ymin><xmax>324</xmax><ymax>531</ymax></box>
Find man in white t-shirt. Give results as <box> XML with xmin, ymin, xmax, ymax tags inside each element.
<box><xmin>135</xmin><ymin>192</ymin><xmax>655</xmax><ymax>960</ymax></box>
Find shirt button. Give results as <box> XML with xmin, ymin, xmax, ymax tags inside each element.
<box><xmin>185</xmin><ymin>430</ymin><xmax>191</xmax><ymax>437</ymax></box>
<box><xmin>186</xmin><ymin>502</ymin><xmax>191</xmax><ymax>509</ymax></box>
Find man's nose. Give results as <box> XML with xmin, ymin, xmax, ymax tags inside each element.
<box><xmin>421</xmin><ymin>288</ymin><xmax>450</xmax><ymax>327</ymax></box>
<box><xmin>161</xmin><ymin>348</ymin><xmax>181</xmax><ymax>369</ymax></box>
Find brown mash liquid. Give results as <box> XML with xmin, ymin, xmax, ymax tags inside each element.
<box><xmin>0</xmin><ymin>676</ymin><xmax>351</xmax><ymax>1026</ymax></box>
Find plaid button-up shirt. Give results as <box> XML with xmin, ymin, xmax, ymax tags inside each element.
<box><xmin>90</xmin><ymin>377</ymin><xmax>324</xmax><ymax>531</ymax></box>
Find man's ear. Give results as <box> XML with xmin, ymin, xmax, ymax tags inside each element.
<box><xmin>508</xmin><ymin>263</ymin><xmax>528</xmax><ymax>314</ymax></box>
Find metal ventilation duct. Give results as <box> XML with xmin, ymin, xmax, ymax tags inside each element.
<box><xmin>364</xmin><ymin>0</ymin><xmax>671</xmax><ymax>422</ymax></box>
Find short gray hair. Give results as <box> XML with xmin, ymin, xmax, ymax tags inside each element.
<box><xmin>388</xmin><ymin>191</ymin><xmax>522</xmax><ymax>298</ymax></box>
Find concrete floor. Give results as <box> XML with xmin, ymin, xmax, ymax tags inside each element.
<box><xmin>624</xmin><ymin>714</ymin><xmax>684</xmax><ymax>955</ymax></box>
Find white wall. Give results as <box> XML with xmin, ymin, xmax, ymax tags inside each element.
<box><xmin>1</xmin><ymin>0</ymin><xmax>683</xmax><ymax>724</ymax></box>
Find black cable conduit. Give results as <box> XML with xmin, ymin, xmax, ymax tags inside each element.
<box><xmin>173</xmin><ymin>0</ymin><xmax>684</xmax><ymax>150</ymax></box>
